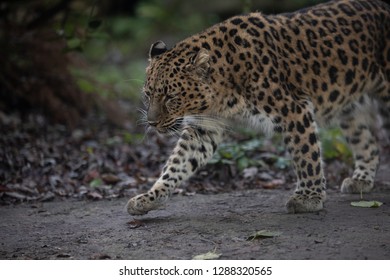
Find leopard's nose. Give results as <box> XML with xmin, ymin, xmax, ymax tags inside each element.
<box><xmin>147</xmin><ymin>103</ymin><xmax>162</xmax><ymax>127</ymax></box>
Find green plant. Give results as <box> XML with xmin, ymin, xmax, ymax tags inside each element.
<box><xmin>209</xmin><ymin>137</ymin><xmax>290</xmax><ymax>172</ymax></box>
<box><xmin>319</xmin><ymin>128</ymin><xmax>352</xmax><ymax>163</ymax></box>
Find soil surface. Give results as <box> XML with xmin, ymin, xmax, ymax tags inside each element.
<box><xmin>0</xmin><ymin>113</ymin><xmax>389</xmax><ymax>260</ymax></box>
<box><xmin>1</xmin><ymin>178</ymin><xmax>389</xmax><ymax>260</ymax></box>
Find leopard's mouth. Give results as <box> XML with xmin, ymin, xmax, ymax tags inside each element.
<box><xmin>155</xmin><ymin>119</ymin><xmax>182</xmax><ymax>134</ymax></box>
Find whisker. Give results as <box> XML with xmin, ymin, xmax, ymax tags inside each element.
<box><xmin>136</xmin><ymin>112</ymin><xmax>231</xmax><ymax>143</ymax></box>
<box><xmin>167</xmin><ymin>128</ymin><xmax>181</xmax><ymax>138</ymax></box>
<box><xmin>137</xmin><ymin>107</ymin><xmax>147</xmax><ymax>113</ymax></box>
<box><xmin>136</xmin><ymin>108</ymin><xmax>148</xmax><ymax>126</ymax></box>
<box><xmin>184</xmin><ymin>114</ymin><xmax>227</xmax><ymax>124</ymax></box>
<box><xmin>183</xmin><ymin>114</ymin><xmax>231</xmax><ymax>132</ymax></box>
<box><xmin>142</xmin><ymin>129</ymin><xmax>150</xmax><ymax>144</ymax></box>
<box><xmin>136</xmin><ymin>120</ymin><xmax>148</xmax><ymax>126</ymax></box>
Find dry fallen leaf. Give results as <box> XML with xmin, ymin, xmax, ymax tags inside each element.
<box><xmin>193</xmin><ymin>251</ymin><xmax>221</xmax><ymax>260</ymax></box>
<box><xmin>101</xmin><ymin>173</ymin><xmax>121</xmax><ymax>184</ymax></box>
<box><xmin>128</xmin><ymin>219</ymin><xmax>145</xmax><ymax>229</ymax></box>
<box><xmin>86</xmin><ymin>191</ymin><xmax>103</xmax><ymax>200</ymax></box>
<box><xmin>247</xmin><ymin>230</ymin><xmax>282</xmax><ymax>241</ymax></box>
<box><xmin>350</xmin><ymin>201</ymin><xmax>383</xmax><ymax>208</ymax></box>
<box><xmin>261</xmin><ymin>179</ymin><xmax>285</xmax><ymax>189</ymax></box>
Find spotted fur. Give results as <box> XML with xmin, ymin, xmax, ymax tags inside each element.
<box><xmin>127</xmin><ymin>0</ymin><xmax>390</xmax><ymax>215</ymax></box>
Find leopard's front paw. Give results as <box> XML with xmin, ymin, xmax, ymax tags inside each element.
<box><xmin>286</xmin><ymin>192</ymin><xmax>325</xmax><ymax>214</ymax></box>
<box><xmin>340</xmin><ymin>177</ymin><xmax>374</xmax><ymax>194</ymax></box>
<box><xmin>126</xmin><ymin>193</ymin><xmax>160</xmax><ymax>216</ymax></box>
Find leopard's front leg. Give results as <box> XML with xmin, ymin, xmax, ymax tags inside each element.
<box><xmin>126</xmin><ymin>125</ymin><xmax>223</xmax><ymax>215</ymax></box>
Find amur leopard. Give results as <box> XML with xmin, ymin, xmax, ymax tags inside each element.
<box><xmin>127</xmin><ymin>0</ymin><xmax>390</xmax><ymax>215</ymax></box>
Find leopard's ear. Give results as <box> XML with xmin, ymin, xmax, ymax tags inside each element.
<box><xmin>149</xmin><ymin>41</ymin><xmax>168</xmax><ymax>59</ymax></box>
<box><xmin>189</xmin><ymin>48</ymin><xmax>210</xmax><ymax>78</ymax></box>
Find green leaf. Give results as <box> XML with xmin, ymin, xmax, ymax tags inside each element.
<box><xmin>275</xmin><ymin>157</ymin><xmax>290</xmax><ymax>169</ymax></box>
<box><xmin>241</xmin><ymin>139</ymin><xmax>263</xmax><ymax>151</ymax></box>
<box><xmin>247</xmin><ymin>230</ymin><xmax>282</xmax><ymax>241</ymax></box>
<box><xmin>86</xmin><ymin>146</ymin><xmax>94</xmax><ymax>155</ymax></box>
<box><xmin>89</xmin><ymin>178</ymin><xmax>103</xmax><ymax>188</ymax></box>
<box><xmin>77</xmin><ymin>78</ymin><xmax>95</xmax><ymax>93</ymax></box>
<box><xmin>123</xmin><ymin>132</ymin><xmax>143</xmax><ymax>144</ymax></box>
<box><xmin>67</xmin><ymin>37</ymin><xmax>82</xmax><ymax>50</ymax></box>
<box><xmin>192</xmin><ymin>251</ymin><xmax>221</xmax><ymax>260</ymax></box>
<box><xmin>237</xmin><ymin>156</ymin><xmax>249</xmax><ymax>171</ymax></box>
<box><xmin>220</xmin><ymin>159</ymin><xmax>234</xmax><ymax>165</ymax></box>
<box><xmin>219</xmin><ymin>149</ymin><xmax>233</xmax><ymax>159</ymax></box>
<box><xmin>319</xmin><ymin>128</ymin><xmax>352</xmax><ymax>161</ymax></box>
<box><xmin>350</xmin><ymin>201</ymin><xmax>383</xmax><ymax>208</ymax></box>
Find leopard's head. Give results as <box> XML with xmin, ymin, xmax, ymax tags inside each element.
<box><xmin>142</xmin><ymin>41</ymin><xmax>214</xmax><ymax>133</ymax></box>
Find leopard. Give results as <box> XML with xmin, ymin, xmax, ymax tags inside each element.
<box><xmin>127</xmin><ymin>0</ymin><xmax>390</xmax><ymax>216</ymax></box>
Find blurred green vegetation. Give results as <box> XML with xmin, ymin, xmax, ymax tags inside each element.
<box><xmin>320</xmin><ymin>128</ymin><xmax>353</xmax><ymax>163</ymax></box>
<box><xmin>73</xmin><ymin>0</ymin><xmax>327</xmax><ymax>102</ymax></box>
<box><xmin>209</xmin><ymin>136</ymin><xmax>291</xmax><ymax>171</ymax></box>
<box><xmin>208</xmin><ymin>126</ymin><xmax>353</xmax><ymax>173</ymax></box>
<box><xmin>73</xmin><ymin>0</ymin><xmax>222</xmax><ymax>102</ymax></box>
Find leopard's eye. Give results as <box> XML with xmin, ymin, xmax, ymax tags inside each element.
<box><xmin>162</xmin><ymin>86</ymin><xmax>177</xmax><ymax>100</ymax></box>
<box><xmin>165</xmin><ymin>97</ymin><xmax>178</xmax><ymax>111</ymax></box>
<box><xmin>163</xmin><ymin>87</ymin><xmax>175</xmax><ymax>100</ymax></box>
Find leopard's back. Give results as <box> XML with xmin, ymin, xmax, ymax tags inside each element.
<box><xmin>172</xmin><ymin>0</ymin><xmax>390</xmax><ymax>124</ymax></box>
<box><xmin>273</xmin><ymin>0</ymin><xmax>390</xmax><ymax>122</ymax></box>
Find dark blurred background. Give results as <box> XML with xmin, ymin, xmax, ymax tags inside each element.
<box><xmin>0</xmin><ymin>0</ymin><xmax>326</xmax><ymax>127</ymax></box>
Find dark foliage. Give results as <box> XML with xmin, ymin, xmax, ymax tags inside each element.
<box><xmin>0</xmin><ymin>0</ymin><xmax>106</xmax><ymax>126</ymax></box>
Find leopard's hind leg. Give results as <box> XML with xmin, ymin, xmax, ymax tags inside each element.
<box><xmin>340</xmin><ymin>94</ymin><xmax>384</xmax><ymax>195</ymax></box>
<box><xmin>340</xmin><ymin>72</ymin><xmax>390</xmax><ymax>193</ymax></box>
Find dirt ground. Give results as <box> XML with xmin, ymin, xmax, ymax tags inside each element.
<box><xmin>1</xmin><ymin>113</ymin><xmax>389</xmax><ymax>260</ymax></box>
<box><xmin>1</xmin><ymin>175</ymin><xmax>389</xmax><ymax>260</ymax></box>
